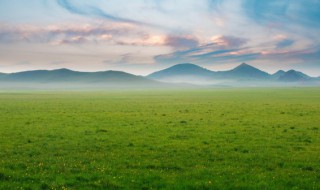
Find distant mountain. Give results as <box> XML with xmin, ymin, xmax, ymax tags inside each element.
<box><xmin>216</xmin><ymin>63</ymin><xmax>271</xmax><ymax>80</ymax></box>
<box><xmin>278</xmin><ymin>70</ymin><xmax>311</xmax><ymax>82</ymax></box>
<box><xmin>0</xmin><ymin>69</ymin><xmax>157</xmax><ymax>85</ymax></box>
<box><xmin>148</xmin><ymin>63</ymin><xmax>272</xmax><ymax>84</ymax></box>
<box><xmin>147</xmin><ymin>63</ymin><xmax>216</xmax><ymax>84</ymax></box>
<box><xmin>272</xmin><ymin>70</ymin><xmax>286</xmax><ymax>79</ymax></box>
<box><xmin>1</xmin><ymin>64</ymin><xmax>318</xmax><ymax>88</ymax></box>
<box><xmin>0</xmin><ymin>73</ymin><xmax>7</xmax><ymax>81</ymax></box>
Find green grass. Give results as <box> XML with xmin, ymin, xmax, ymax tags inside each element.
<box><xmin>0</xmin><ymin>88</ymin><xmax>319</xmax><ymax>189</ymax></box>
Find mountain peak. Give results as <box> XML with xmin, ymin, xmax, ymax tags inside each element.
<box><xmin>278</xmin><ymin>70</ymin><xmax>311</xmax><ymax>82</ymax></box>
<box><xmin>274</xmin><ymin>70</ymin><xmax>285</xmax><ymax>74</ymax></box>
<box><xmin>286</xmin><ymin>70</ymin><xmax>310</xmax><ymax>78</ymax></box>
<box><xmin>52</xmin><ymin>68</ymin><xmax>74</xmax><ymax>72</ymax></box>
<box><xmin>240</xmin><ymin>62</ymin><xmax>249</xmax><ymax>66</ymax></box>
<box><xmin>232</xmin><ymin>63</ymin><xmax>262</xmax><ymax>72</ymax></box>
<box><xmin>55</xmin><ymin>68</ymin><xmax>72</xmax><ymax>71</ymax></box>
<box><xmin>287</xmin><ymin>70</ymin><xmax>298</xmax><ymax>73</ymax></box>
<box><xmin>272</xmin><ymin>70</ymin><xmax>286</xmax><ymax>78</ymax></box>
<box><xmin>226</xmin><ymin>63</ymin><xmax>270</xmax><ymax>79</ymax></box>
<box><xmin>171</xmin><ymin>63</ymin><xmax>204</xmax><ymax>69</ymax></box>
<box><xmin>148</xmin><ymin>63</ymin><xmax>213</xmax><ymax>76</ymax></box>
<box><xmin>234</xmin><ymin>63</ymin><xmax>255</xmax><ymax>70</ymax></box>
<box><xmin>147</xmin><ymin>63</ymin><xmax>215</xmax><ymax>83</ymax></box>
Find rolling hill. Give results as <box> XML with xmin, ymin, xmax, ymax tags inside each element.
<box><xmin>215</xmin><ymin>63</ymin><xmax>271</xmax><ymax>80</ymax></box>
<box><xmin>147</xmin><ymin>63</ymin><xmax>272</xmax><ymax>84</ymax></box>
<box><xmin>0</xmin><ymin>69</ymin><xmax>160</xmax><ymax>89</ymax></box>
<box><xmin>3</xmin><ymin>69</ymin><xmax>152</xmax><ymax>83</ymax></box>
<box><xmin>0</xmin><ymin>63</ymin><xmax>318</xmax><ymax>88</ymax></box>
<box><xmin>147</xmin><ymin>63</ymin><xmax>216</xmax><ymax>84</ymax></box>
<box><xmin>272</xmin><ymin>70</ymin><xmax>286</xmax><ymax>79</ymax></box>
<box><xmin>147</xmin><ymin>63</ymin><xmax>319</xmax><ymax>85</ymax></box>
<box><xmin>278</xmin><ymin>70</ymin><xmax>311</xmax><ymax>82</ymax></box>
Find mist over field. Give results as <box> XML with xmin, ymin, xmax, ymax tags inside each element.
<box><xmin>0</xmin><ymin>63</ymin><xmax>319</xmax><ymax>90</ymax></box>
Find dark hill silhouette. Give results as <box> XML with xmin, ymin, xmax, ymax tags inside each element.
<box><xmin>278</xmin><ymin>70</ymin><xmax>311</xmax><ymax>82</ymax></box>
<box><xmin>147</xmin><ymin>63</ymin><xmax>216</xmax><ymax>84</ymax></box>
<box><xmin>1</xmin><ymin>69</ymin><xmax>157</xmax><ymax>84</ymax></box>
<box><xmin>0</xmin><ymin>63</ymin><xmax>318</xmax><ymax>87</ymax></box>
<box><xmin>272</xmin><ymin>70</ymin><xmax>286</xmax><ymax>79</ymax></box>
<box><xmin>148</xmin><ymin>63</ymin><xmax>272</xmax><ymax>83</ymax></box>
<box><xmin>216</xmin><ymin>63</ymin><xmax>271</xmax><ymax>79</ymax></box>
<box><xmin>148</xmin><ymin>63</ymin><xmax>214</xmax><ymax>79</ymax></box>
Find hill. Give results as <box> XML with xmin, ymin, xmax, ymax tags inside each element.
<box><xmin>147</xmin><ymin>63</ymin><xmax>216</xmax><ymax>84</ymax></box>
<box><xmin>216</xmin><ymin>63</ymin><xmax>271</xmax><ymax>80</ymax></box>
<box><xmin>1</xmin><ymin>69</ymin><xmax>154</xmax><ymax>83</ymax></box>
<box><xmin>0</xmin><ymin>64</ymin><xmax>318</xmax><ymax>88</ymax></box>
<box><xmin>148</xmin><ymin>63</ymin><xmax>271</xmax><ymax>84</ymax></box>
<box><xmin>272</xmin><ymin>70</ymin><xmax>286</xmax><ymax>79</ymax></box>
<box><xmin>278</xmin><ymin>70</ymin><xmax>311</xmax><ymax>82</ymax></box>
<box><xmin>0</xmin><ymin>69</ymin><xmax>162</xmax><ymax>89</ymax></box>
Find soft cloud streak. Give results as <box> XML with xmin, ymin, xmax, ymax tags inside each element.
<box><xmin>243</xmin><ymin>0</ymin><xmax>320</xmax><ymax>29</ymax></box>
<box><xmin>57</xmin><ymin>0</ymin><xmax>142</xmax><ymax>25</ymax></box>
<box><xmin>0</xmin><ymin>22</ymin><xmax>149</xmax><ymax>45</ymax></box>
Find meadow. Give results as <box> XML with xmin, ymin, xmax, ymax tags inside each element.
<box><xmin>0</xmin><ymin>88</ymin><xmax>319</xmax><ymax>189</ymax></box>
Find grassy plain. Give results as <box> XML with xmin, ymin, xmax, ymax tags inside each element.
<box><xmin>0</xmin><ymin>88</ymin><xmax>319</xmax><ymax>189</ymax></box>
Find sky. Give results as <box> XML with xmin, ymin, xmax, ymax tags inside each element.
<box><xmin>0</xmin><ymin>0</ymin><xmax>320</xmax><ymax>76</ymax></box>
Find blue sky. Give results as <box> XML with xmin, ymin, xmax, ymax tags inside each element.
<box><xmin>0</xmin><ymin>0</ymin><xmax>319</xmax><ymax>76</ymax></box>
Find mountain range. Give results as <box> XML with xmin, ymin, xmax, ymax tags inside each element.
<box><xmin>147</xmin><ymin>63</ymin><xmax>316</xmax><ymax>84</ymax></box>
<box><xmin>0</xmin><ymin>63</ymin><xmax>319</xmax><ymax>88</ymax></box>
<box><xmin>0</xmin><ymin>68</ymin><xmax>153</xmax><ymax>84</ymax></box>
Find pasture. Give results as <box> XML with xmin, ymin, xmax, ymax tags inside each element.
<box><xmin>0</xmin><ymin>88</ymin><xmax>319</xmax><ymax>189</ymax></box>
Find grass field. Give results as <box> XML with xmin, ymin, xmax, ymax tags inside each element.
<box><xmin>0</xmin><ymin>88</ymin><xmax>319</xmax><ymax>189</ymax></box>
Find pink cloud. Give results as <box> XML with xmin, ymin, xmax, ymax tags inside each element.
<box><xmin>211</xmin><ymin>35</ymin><xmax>248</xmax><ymax>48</ymax></box>
<box><xmin>0</xmin><ymin>22</ymin><xmax>144</xmax><ymax>45</ymax></box>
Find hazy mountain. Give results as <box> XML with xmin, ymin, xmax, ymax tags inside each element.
<box><xmin>216</xmin><ymin>63</ymin><xmax>271</xmax><ymax>80</ymax></box>
<box><xmin>148</xmin><ymin>63</ymin><xmax>271</xmax><ymax>84</ymax></box>
<box><xmin>147</xmin><ymin>63</ymin><xmax>216</xmax><ymax>84</ymax></box>
<box><xmin>0</xmin><ymin>64</ymin><xmax>318</xmax><ymax>88</ymax></box>
<box><xmin>0</xmin><ymin>69</ymin><xmax>157</xmax><ymax>85</ymax></box>
<box><xmin>147</xmin><ymin>63</ymin><xmax>320</xmax><ymax>86</ymax></box>
<box><xmin>278</xmin><ymin>70</ymin><xmax>311</xmax><ymax>82</ymax></box>
<box><xmin>272</xmin><ymin>70</ymin><xmax>286</xmax><ymax>79</ymax></box>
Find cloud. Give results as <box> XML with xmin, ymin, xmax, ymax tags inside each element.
<box><xmin>211</xmin><ymin>35</ymin><xmax>248</xmax><ymax>48</ymax></box>
<box><xmin>276</xmin><ymin>38</ymin><xmax>295</xmax><ymax>49</ymax></box>
<box><xmin>115</xmin><ymin>35</ymin><xmax>165</xmax><ymax>46</ymax></box>
<box><xmin>155</xmin><ymin>47</ymin><xmax>260</xmax><ymax>64</ymax></box>
<box><xmin>56</xmin><ymin>0</ymin><xmax>166</xmax><ymax>29</ymax></box>
<box><xmin>207</xmin><ymin>0</ymin><xmax>224</xmax><ymax>10</ymax></box>
<box><xmin>1</xmin><ymin>0</ymin><xmax>319</xmax><ymax>76</ymax></box>
<box><xmin>55</xmin><ymin>36</ymin><xmax>88</xmax><ymax>45</ymax></box>
<box><xmin>0</xmin><ymin>22</ymin><xmax>198</xmax><ymax>49</ymax></box>
<box><xmin>0</xmin><ymin>22</ymin><xmax>144</xmax><ymax>45</ymax></box>
<box><xmin>155</xmin><ymin>43</ymin><xmax>243</xmax><ymax>64</ymax></box>
<box><xmin>165</xmin><ymin>35</ymin><xmax>199</xmax><ymax>50</ymax></box>
<box><xmin>113</xmin><ymin>34</ymin><xmax>200</xmax><ymax>49</ymax></box>
<box><xmin>57</xmin><ymin>0</ymin><xmax>141</xmax><ymax>25</ymax></box>
<box><xmin>154</xmin><ymin>35</ymin><xmax>250</xmax><ymax>63</ymax></box>
<box><xmin>155</xmin><ymin>37</ymin><xmax>320</xmax><ymax>65</ymax></box>
<box><xmin>242</xmin><ymin>0</ymin><xmax>320</xmax><ymax>28</ymax></box>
